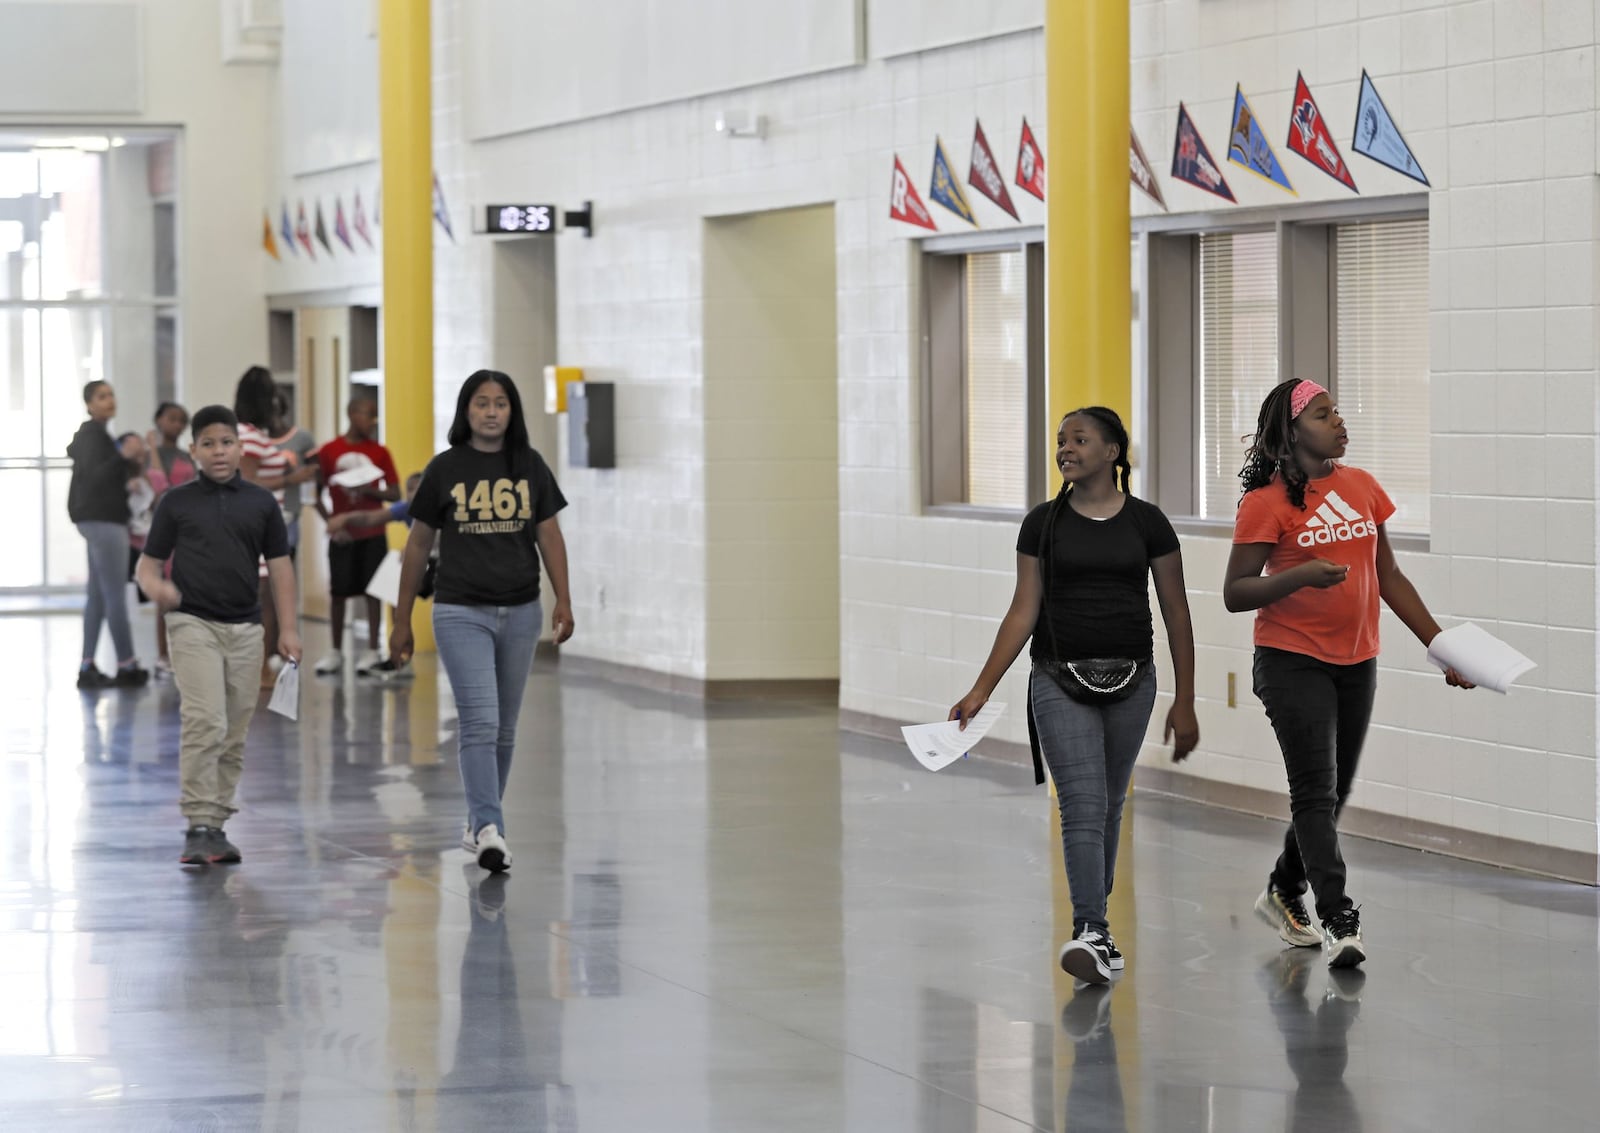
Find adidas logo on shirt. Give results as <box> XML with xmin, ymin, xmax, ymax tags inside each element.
<box><xmin>1296</xmin><ymin>490</ymin><xmax>1377</xmax><ymax>547</ymax></box>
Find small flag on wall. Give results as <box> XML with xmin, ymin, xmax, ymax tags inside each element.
<box><xmin>1130</xmin><ymin>127</ymin><xmax>1166</xmax><ymax>209</ymax></box>
<box><xmin>1228</xmin><ymin>86</ymin><xmax>1296</xmax><ymax>194</ymax></box>
<box><xmin>432</xmin><ymin>173</ymin><xmax>455</xmax><ymax>242</ymax></box>
<box><xmin>929</xmin><ymin>138</ymin><xmax>978</xmax><ymax>227</ymax></box>
<box><xmin>353</xmin><ymin>190</ymin><xmax>374</xmax><ymax>247</ymax></box>
<box><xmin>1015</xmin><ymin>118</ymin><xmax>1045</xmax><ymax>201</ymax></box>
<box><xmin>889</xmin><ymin>155</ymin><xmax>938</xmax><ymax>230</ymax></box>
<box><xmin>1171</xmin><ymin>103</ymin><xmax>1236</xmax><ymax>203</ymax></box>
<box><xmin>968</xmin><ymin>120</ymin><xmax>1019</xmax><ymax>220</ymax></box>
<box><xmin>1351</xmin><ymin>70</ymin><xmax>1428</xmax><ymax>186</ymax></box>
<box><xmin>279</xmin><ymin>201</ymin><xmax>297</xmax><ymax>256</ymax></box>
<box><xmin>1287</xmin><ymin>72</ymin><xmax>1357</xmax><ymax>192</ymax></box>
<box><xmin>334</xmin><ymin>197</ymin><xmax>355</xmax><ymax>252</ymax></box>
<box><xmin>314</xmin><ymin>200</ymin><xmax>333</xmax><ymax>255</ymax></box>
<box><xmin>262</xmin><ymin>212</ymin><xmax>280</xmax><ymax>260</ymax></box>
<box><xmin>296</xmin><ymin>201</ymin><xmax>315</xmax><ymax>258</ymax></box>
<box><xmin>373</xmin><ymin>180</ymin><xmax>381</xmax><ymax>227</ymax></box>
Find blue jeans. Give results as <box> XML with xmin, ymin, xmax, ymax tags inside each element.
<box><xmin>78</xmin><ymin>520</ymin><xmax>135</xmax><ymax>666</ymax></box>
<box><xmin>433</xmin><ymin>600</ymin><xmax>542</xmax><ymax>836</ymax></box>
<box><xmin>1030</xmin><ymin>664</ymin><xmax>1157</xmax><ymax>931</ymax></box>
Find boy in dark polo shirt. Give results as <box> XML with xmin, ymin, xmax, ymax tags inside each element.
<box><xmin>136</xmin><ymin>405</ymin><xmax>303</xmax><ymax>866</ymax></box>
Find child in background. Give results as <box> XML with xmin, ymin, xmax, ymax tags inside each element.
<box><xmin>136</xmin><ymin>405</ymin><xmax>301</xmax><ymax>867</ymax></box>
<box><xmin>142</xmin><ymin>403</ymin><xmax>194</xmax><ymax>676</ymax></box>
<box><xmin>118</xmin><ymin>432</ymin><xmax>166</xmax><ymax>608</ymax></box>
<box><xmin>326</xmin><ymin>472</ymin><xmax>426</xmax><ymax>681</ymax></box>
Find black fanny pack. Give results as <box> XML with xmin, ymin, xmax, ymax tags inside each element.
<box><xmin>1038</xmin><ymin>658</ymin><xmax>1143</xmax><ymax>704</ymax></box>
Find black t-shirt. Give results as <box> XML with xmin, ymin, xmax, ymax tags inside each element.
<box><xmin>1016</xmin><ymin>493</ymin><xmax>1181</xmax><ymax>662</ymax></box>
<box><xmin>67</xmin><ymin>419</ymin><xmax>131</xmax><ymax>525</ymax></box>
<box><xmin>409</xmin><ymin>445</ymin><xmax>567</xmax><ymax>606</ymax></box>
<box><xmin>142</xmin><ymin>473</ymin><xmax>290</xmax><ymax>624</ymax></box>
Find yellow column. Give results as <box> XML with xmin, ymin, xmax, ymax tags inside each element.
<box><xmin>379</xmin><ymin>0</ymin><xmax>435</xmax><ymax>650</ymax></box>
<box><xmin>1045</xmin><ymin>0</ymin><xmax>1131</xmax><ymax>458</ymax></box>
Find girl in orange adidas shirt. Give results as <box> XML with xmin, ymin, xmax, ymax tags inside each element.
<box><xmin>1223</xmin><ymin>378</ymin><xmax>1472</xmax><ymax>970</ymax></box>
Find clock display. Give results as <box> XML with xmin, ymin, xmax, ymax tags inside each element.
<box><xmin>485</xmin><ymin>204</ymin><xmax>556</xmax><ymax>233</ymax></box>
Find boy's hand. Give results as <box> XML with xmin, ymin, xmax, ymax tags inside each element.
<box><xmin>150</xmin><ymin>581</ymin><xmax>182</xmax><ymax>611</ymax></box>
<box><xmin>278</xmin><ymin>629</ymin><xmax>302</xmax><ymax>666</ymax></box>
<box><xmin>326</xmin><ymin>514</ymin><xmax>349</xmax><ymax>535</ymax></box>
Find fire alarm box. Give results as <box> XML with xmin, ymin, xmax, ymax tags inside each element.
<box><xmin>568</xmin><ymin>382</ymin><xmax>614</xmax><ymax>469</ymax></box>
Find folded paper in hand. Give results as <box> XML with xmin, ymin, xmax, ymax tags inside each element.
<box><xmin>902</xmin><ymin>702</ymin><xmax>1006</xmax><ymax>771</ymax></box>
<box><xmin>366</xmin><ymin>549</ymin><xmax>403</xmax><ymax>608</ymax></box>
<box><xmin>1426</xmin><ymin>623</ymin><xmax>1536</xmax><ymax>694</ymax></box>
<box><xmin>267</xmin><ymin>661</ymin><xmax>299</xmax><ymax>720</ymax></box>
<box><xmin>329</xmin><ymin>464</ymin><xmax>385</xmax><ymax>489</ymax></box>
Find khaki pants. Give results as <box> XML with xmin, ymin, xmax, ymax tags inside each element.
<box><xmin>167</xmin><ymin>612</ymin><xmax>265</xmax><ymax>825</ymax></box>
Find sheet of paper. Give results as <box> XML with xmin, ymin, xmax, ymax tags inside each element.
<box><xmin>329</xmin><ymin>464</ymin><xmax>386</xmax><ymax>489</ymax></box>
<box><xmin>365</xmin><ymin>549</ymin><xmax>403</xmax><ymax>607</ymax></box>
<box><xmin>901</xmin><ymin>702</ymin><xmax>1007</xmax><ymax>771</ymax></box>
<box><xmin>1425</xmin><ymin>622</ymin><xmax>1537</xmax><ymax>694</ymax></box>
<box><xmin>267</xmin><ymin>661</ymin><xmax>299</xmax><ymax>721</ymax></box>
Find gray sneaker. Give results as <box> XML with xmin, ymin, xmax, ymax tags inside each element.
<box><xmin>1254</xmin><ymin>884</ymin><xmax>1322</xmax><ymax>947</ymax></box>
<box><xmin>207</xmin><ymin>827</ymin><xmax>242</xmax><ymax>865</ymax></box>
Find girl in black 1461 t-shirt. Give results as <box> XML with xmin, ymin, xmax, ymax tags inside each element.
<box><xmin>950</xmin><ymin>407</ymin><xmax>1199</xmax><ymax>986</ymax></box>
<box><xmin>391</xmin><ymin>370</ymin><xmax>574</xmax><ymax>873</ymax></box>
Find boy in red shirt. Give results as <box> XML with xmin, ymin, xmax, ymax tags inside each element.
<box><xmin>315</xmin><ymin>396</ymin><xmax>399</xmax><ymax>674</ymax></box>
<box><xmin>1224</xmin><ymin>379</ymin><xmax>1473</xmax><ymax>970</ymax></box>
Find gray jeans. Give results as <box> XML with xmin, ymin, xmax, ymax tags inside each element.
<box><xmin>1030</xmin><ymin>663</ymin><xmax>1157</xmax><ymax>931</ymax></box>
<box><xmin>77</xmin><ymin>520</ymin><xmax>135</xmax><ymax>666</ymax></box>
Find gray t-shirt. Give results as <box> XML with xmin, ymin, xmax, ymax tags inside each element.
<box><xmin>273</xmin><ymin>427</ymin><xmax>317</xmax><ymax>514</ymax></box>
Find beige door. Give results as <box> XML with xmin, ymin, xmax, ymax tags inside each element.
<box><xmin>295</xmin><ymin>306</ymin><xmax>352</xmax><ymax>621</ymax></box>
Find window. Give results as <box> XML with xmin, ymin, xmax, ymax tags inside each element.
<box><xmin>1198</xmin><ymin>230</ymin><xmax>1279</xmax><ymax>519</ymax></box>
<box><xmin>923</xmin><ymin>236</ymin><xmax>1045</xmax><ymax>513</ymax></box>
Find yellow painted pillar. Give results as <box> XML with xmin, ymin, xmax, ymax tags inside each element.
<box><xmin>1045</xmin><ymin>0</ymin><xmax>1132</xmax><ymax>459</ymax></box>
<box><xmin>379</xmin><ymin>0</ymin><xmax>435</xmax><ymax>651</ymax></box>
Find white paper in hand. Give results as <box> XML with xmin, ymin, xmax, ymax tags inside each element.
<box><xmin>1426</xmin><ymin>623</ymin><xmax>1536</xmax><ymax>694</ymax></box>
<box><xmin>267</xmin><ymin>661</ymin><xmax>299</xmax><ymax>721</ymax></box>
<box><xmin>329</xmin><ymin>464</ymin><xmax>386</xmax><ymax>489</ymax></box>
<box><xmin>366</xmin><ymin>549</ymin><xmax>403</xmax><ymax>607</ymax></box>
<box><xmin>902</xmin><ymin>702</ymin><xmax>1007</xmax><ymax>771</ymax></box>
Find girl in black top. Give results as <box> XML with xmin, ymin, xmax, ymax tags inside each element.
<box><xmin>67</xmin><ymin>380</ymin><xmax>148</xmax><ymax>688</ymax></box>
<box><xmin>951</xmin><ymin>407</ymin><xmax>1198</xmax><ymax>985</ymax></box>
<box><xmin>391</xmin><ymin>371</ymin><xmax>573</xmax><ymax>873</ymax></box>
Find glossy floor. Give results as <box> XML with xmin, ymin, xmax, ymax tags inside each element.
<box><xmin>2</xmin><ymin>614</ymin><xmax>1597</xmax><ymax>1132</ymax></box>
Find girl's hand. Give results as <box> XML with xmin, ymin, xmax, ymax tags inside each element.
<box><xmin>551</xmin><ymin>600</ymin><xmax>575</xmax><ymax>644</ymax></box>
<box><xmin>1443</xmin><ymin>667</ymin><xmax>1476</xmax><ymax>689</ymax></box>
<box><xmin>1297</xmin><ymin>559</ymin><xmax>1350</xmax><ymax>589</ymax></box>
<box><xmin>948</xmin><ymin>689</ymin><xmax>989</xmax><ymax>731</ymax></box>
<box><xmin>389</xmin><ymin>624</ymin><xmax>414</xmax><ymax>665</ymax></box>
<box><xmin>1164</xmin><ymin>702</ymin><xmax>1199</xmax><ymax>762</ymax></box>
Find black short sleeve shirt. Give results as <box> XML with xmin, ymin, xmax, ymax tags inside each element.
<box><xmin>408</xmin><ymin>445</ymin><xmax>567</xmax><ymax>606</ymax></box>
<box><xmin>142</xmin><ymin>473</ymin><xmax>290</xmax><ymax>624</ymax></box>
<box><xmin>1016</xmin><ymin>493</ymin><xmax>1181</xmax><ymax>662</ymax></box>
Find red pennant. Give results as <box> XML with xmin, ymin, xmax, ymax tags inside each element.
<box><xmin>1286</xmin><ymin>72</ymin><xmax>1357</xmax><ymax>192</ymax></box>
<box><xmin>295</xmin><ymin>201</ymin><xmax>316</xmax><ymax>259</ymax></box>
<box><xmin>889</xmin><ymin>155</ymin><xmax>937</xmax><ymax>230</ymax></box>
<box><xmin>968</xmin><ymin>120</ymin><xmax>1019</xmax><ymax>220</ymax></box>
<box><xmin>1130</xmin><ymin>127</ymin><xmax>1167</xmax><ymax>209</ymax></box>
<box><xmin>1015</xmin><ymin>118</ymin><xmax>1045</xmax><ymax>201</ymax></box>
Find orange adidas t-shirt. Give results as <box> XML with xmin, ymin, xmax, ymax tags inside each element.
<box><xmin>1232</xmin><ymin>464</ymin><xmax>1395</xmax><ymax>665</ymax></box>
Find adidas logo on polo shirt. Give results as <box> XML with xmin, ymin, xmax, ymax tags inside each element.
<box><xmin>1297</xmin><ymin>490</ymin><xmax>1377</xmax><ymax>547</ymax></box>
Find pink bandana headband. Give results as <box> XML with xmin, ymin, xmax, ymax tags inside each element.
<box><xmin>1289</xmin><ymin>379</ymin><xmax>1329</xmax><ymax>419</ymax></box>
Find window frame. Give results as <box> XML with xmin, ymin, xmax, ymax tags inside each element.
<box><xmin>919</xmin><ymin>227</ymin><xmax>1046</xmax><ymax>521</ymax></box>
<box><xmin>1137</xmin><ymin>193</ymin><xmax>1430</xmax><ymax>550</ymax></box>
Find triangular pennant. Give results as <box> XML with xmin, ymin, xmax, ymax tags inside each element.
<box><xmin>1130</xmin><ymin>126</ymin><xmax>1166</xmax><ymax>209</ymax></box>
<box><xmin>373</xmin><ymin>180</ymin><xmax>381</xmax><ymax>226</ymax></box>
<box><xmin>313</xmin><ymin>200</ymin><xmax>333</xmax><ymax>255</ymax></box>
<box><xmin>262</xmin><ymin>212</ymin><xmax>280</xmax><ymax>260</ymax></box>
<box><xmin>1015</xmin><ymin>118</ymin><xmax>1045</xmax><ymax>201</ymax></box>
<box><xmin>1351</xmin><ymin>70</ymin><xmax>1428</xmax><ymax>186</ymax></box>
<box><xmin>1227</xmin><ymin>86</ymin><xmax>1296</xmax><ymax>195</ymax></box>
<box><xmin>968</xmin><ymin>119</ymin><xmax>1019</xmax><ymax>220</ymax></box>
<box><xmin>295</xmin><ymin>201</ymin><xmax>316</xmax><ymax>259</ymax></box>
<box><xmin>1286</xmin><ymin>72</ymin><xmax>1357</xmax><ymax>192</ymax></box>
<box><xmin>1171</xmin><ymin>103</ymin><xmax>1236</xmax><ymax>203</ymax></box>
<box><xmin>432</xmin><ymin>173</ymin><xmax>455</xmax><ymax>242</ymax></box>
<box><xmin>334</xmin><ymin>197</ymin><xmax>354</xmax><ymax>252</ymax></box>
<box><xmin>279</xmin><ymin>201</ymin><xmax>297</xmax><ymax>257</ymax></box>
<box><xmin>352</xmin><ymin>190</ymin><xmax>373</xmax><ymax>248</ymax></box>
<box><xmin>889</xmin><ymin>155</ymin><xmax>937</xmax><ymax>230</ymax></box>
<box><xmin>929</xmin><ymin>138</ymin><xmax>978</xmax><ymax>226</ymax></box>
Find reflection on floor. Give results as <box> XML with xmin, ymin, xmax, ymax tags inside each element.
<box><xmin>2</xmin><ymin>612</ymin><xmax>1597</xmax><ymax>1131</ymax></box>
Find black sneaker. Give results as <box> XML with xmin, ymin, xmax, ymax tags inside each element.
<box><xmin>112</xmin><ymin>663</ymin><xmax>151</xmax><ymax>688</ymax></box>
<box><xmin>1105</xmin><ymin>932</ymin><xmax>1125</xmax><ymax>973</ymax></box>
<box><xmin>77</xmin><ymin>666</ymin><xmax>113</xmax><ymax>689</ymax></box>
<box><xmin>1322</xmin><ymin>907</ymin><xmax>1366</xmax><ymax>969</ymax></box>
<box><xmin>180</xmin><ymin>826</ymin><xmax>214</xmax><ymax>865</ymax></box>
<box><xmin>1059</xmin><ymin>923</ymin><xmax>1113</xmax><ymax>985</ymax></box>
<box><xmin>207</xmin><ymin>828</ymin><xmax>242</xmax><ymax>865</ymax></box>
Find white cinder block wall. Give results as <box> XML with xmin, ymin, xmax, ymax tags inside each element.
<box><xmin>267</xmin><ymin>0</ymin><xmax>1596</xmax><ymax>869</ymax></box>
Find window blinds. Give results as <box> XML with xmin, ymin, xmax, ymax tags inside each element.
<box><xmin>1199</xmin><ymin>230</ymin><xmax>1279</xmax><ymax>518</ymax></box>
<box><xmin>1335</xmin><ymin>219</ymin><xmax>1430</xmax><ymax>532</ymax></box>
<box><xmin>964</xmin><ymin>249</ymin><xmax>1028</xmax><ymax>509</ymax></box>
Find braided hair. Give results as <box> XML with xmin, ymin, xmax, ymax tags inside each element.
<box><xmin>1038</xmin><ymin>407</ymin><xmax>1132</xmax><ymax>647</ymax></box>
<box><xmin>1238</xmin><ymin>378</ymin><xmax>1309</xmax><ymax>511</ymax></box>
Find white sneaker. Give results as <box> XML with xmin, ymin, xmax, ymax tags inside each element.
<box><xmin>1254</xmin><ymin>884</ymin><xmax>1323</xmax><ymax>948</ymax></box>
<box><xmin>355</xmin><ymin>649</ymin><xmax>383</xmax><ymax>674</ymax></box>
<box><xmin>1322</xmin><ymin>909</ymin><xmax>1366</xmax><ymax>969</ymax></box>
<box><xmin>472</xmin><ymin>823</ymin><xmax>512</xmax><ymax>873</ymax></box>
<box><xmin>313</xmin><ymin>651</ymin><xmax>343</xmax><ymax>675</ymax></box>
<box><xmin>460</xmin><ymin>822</ymin><xmax>477</xmax><ymax>853</ymax></box>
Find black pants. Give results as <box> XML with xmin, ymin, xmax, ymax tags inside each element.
<box><xmin>1252</xmin><ymin>647</ymin><xmax>1377</xmax><ymax>921</ymax></box>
